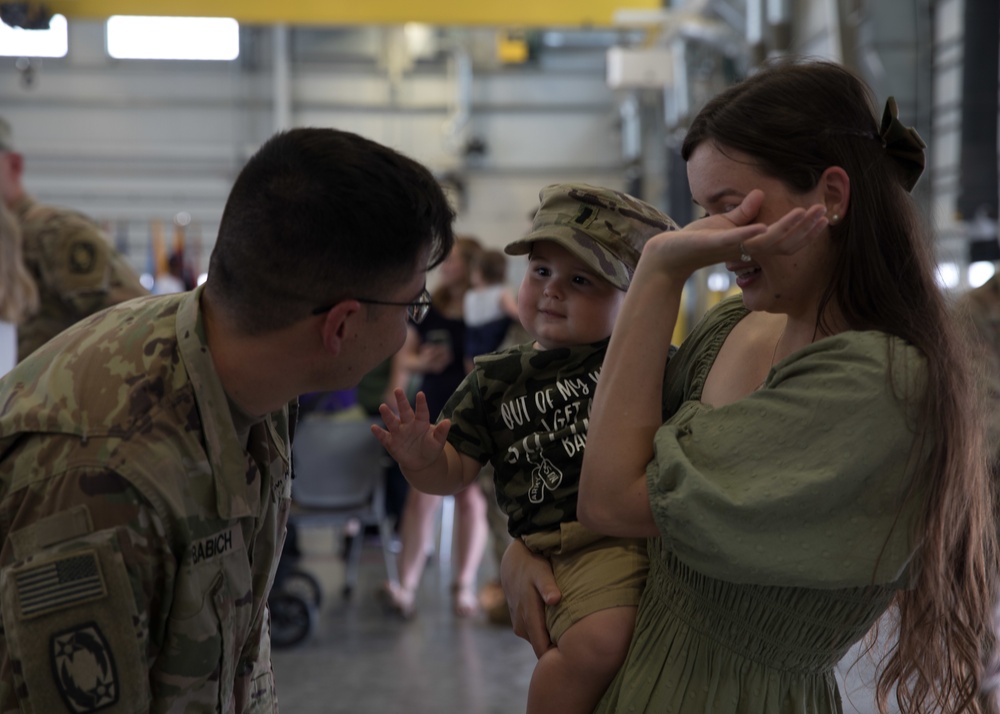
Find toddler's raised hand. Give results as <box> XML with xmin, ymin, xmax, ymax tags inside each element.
<box><xmin>372</xmin><ymin>388</ymin><xmax>451</xmax><ymax>474</ymax></box>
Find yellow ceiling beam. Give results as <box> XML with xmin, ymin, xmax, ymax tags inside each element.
<box><xmin>43</xmin><ymin>0</ymin><xmax>662</xmax><ymax>27</ymax></box>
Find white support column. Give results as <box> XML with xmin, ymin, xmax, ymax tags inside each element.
<box><xmin>273</xmin><ymin>24</ymin><xmax>291</xmax><ymax>132</ymax></box>
<box><xmin>821</xmin><ymin>0</ymin><xmax>844</xmax><ymax>63</ymax></box>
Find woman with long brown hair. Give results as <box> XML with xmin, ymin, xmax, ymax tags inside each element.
<box><xmin>504</xmin><ymin>58</ymin><xmax>997</xmax><ymax>712</ymax></box>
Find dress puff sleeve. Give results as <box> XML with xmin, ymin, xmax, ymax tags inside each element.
<box><xmin>648</xmin><ymin>329</ymin><xmax>927</xmax><ymax>590</ymax></box>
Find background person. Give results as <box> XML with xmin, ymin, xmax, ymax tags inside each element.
<box><xmin>151</xmin><ymin>251</ymin><xmax>193</xmax><ymax>295</ymax></box>
<box><xmin>0</xmin><ymin>127</ymin><xmax>455</xmax><ymax>712</ymax></box>
<box><xmin>461</xmin><ymin>247</ymin><xmax>524</xmax><ymax>624</ymax></box>
<box><xmin>462</xmin><ymin>248</ymin><xmax>519</xmax><ymax>372</ymax></box>
<box><xmin>0</xmin><ymin>202</ymin><xmax>38</xmax><ymax>377</ymax></box>
<box><xmin>359</xmin><ymin>351</ymin><xmax>417</xmax><ymax>538</ymax></box>
<box><xmin>504</xmin><ymin>58</ymin><xmax>997</xmax><ymax>713</ymax></box>
<box><xmin>0</xmin><ymin>116</ymin><xmax>148</xmax><ymax>361</ymax></box>
<box><xmin>955</xmin><ymin>271</ymin><xmax>1000</xmax><ymax>473</ymax></box>
<box><xmin>382</xmin><ymin>236</ymin><xmax>489</xmax><ymax>618</ymax></box>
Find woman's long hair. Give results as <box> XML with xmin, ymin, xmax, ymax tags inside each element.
<box><xmin>0</xmin><ymin>203</ymin><xmax>38</xmax><ymax>324</ymax></box>
<box><xmin>682</xmin><ymin>58</ymin><xmax>997</xmax><ymax>712</ymax></box>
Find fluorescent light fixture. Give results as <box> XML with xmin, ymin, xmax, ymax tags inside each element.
<box><xmin>934</xmin><ymin>261</ymin><xmax>960</xmax><ymax>290</ymax></box>
<box><xmin>106</xmin><ymin>16</ymin><xmax>239</xmax><ymax>61</ymax></box>
<box><xmin>968</xmin><ymin>261</ymin><xmax>996</xmax><ymax>288</ymax></box>
<box><xmin>0</xmin><ymin>13</ymin><xmax>68</xmax><ymax>57</ymax></box>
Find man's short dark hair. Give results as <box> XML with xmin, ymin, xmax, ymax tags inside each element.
<box><xmin>206</xmin><ymin>128</ymin><xmax>455</xmax><ymax>333</ymax></box>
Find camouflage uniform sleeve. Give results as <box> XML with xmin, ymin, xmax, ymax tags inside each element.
<box><xmin>35</xmin><ymin>212</ymin><xmax>147</xmax><ymax>319</ymax></box>
<box><xmin>0</xmin><ymin>466</ymin><xmax>174</xmax><ymax>713</ymax></box>
<box><xmin>955</xmin><ymin>286</ymin><xmax>1000</xmax><ymax>464</ymax></box>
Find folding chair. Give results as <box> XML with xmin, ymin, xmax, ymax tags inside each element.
<box><xmin>289</xmin><ymin>414</ymin><xmax>400</xmax><ymax>598</ymax></box>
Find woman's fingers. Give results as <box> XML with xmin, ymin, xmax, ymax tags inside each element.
<box><xmin>742</xmin><ymin>203</ymin><xmax>828</xmax><ymax>256</ymax></box>
<box><xmin>636</xmin><ymin>195</ymin><xmax>827</xmax><ymax>283</ymax></box>
<box><xmin>641</xmin><ymin>221</ymin><xmax>767</xmax><ymax>278</ymax></box>
<box><xmin>726</xmin><ymin>189</ymin><xmax>765</xmax><ymax>226</ymax></box>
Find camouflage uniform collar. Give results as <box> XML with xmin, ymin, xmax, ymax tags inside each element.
<box><xmin>227</xmin><ymin>391</ymin><xmax>265</xmax><ymax>448</ymax></box>
<box><xmin>175</xmin><ymin>285</ymin><xmax>259</xmax><ymax>520</ymax></box>
<box><xmin>10</xmin><ymin>194</ymin><xmax>36</xmax><ymax>223</ymax></box>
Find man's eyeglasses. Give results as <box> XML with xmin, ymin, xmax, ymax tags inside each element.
<box><xmin>311</xmin><ymin>288</ymin><xmax>433</xmax><ymax>324</ymax></box>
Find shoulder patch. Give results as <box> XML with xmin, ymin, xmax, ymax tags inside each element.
<box><xmin>51</xmin><ymin>621</ymin><xmax>120</xmax><ymax>713</ymax></box>
<box><xmin>15</xmin><ymin>551</ymin><xmax>106</xmax><ymax>620</ymax></box>
<box><xmin>0</xmin><ymin>540</ymin><xmax>150</xmax><ymax>712</ymax></box>
<box><xmin>68</xmin><ymin>240</ymin><xmax>97</xmax><ymax>274</ymax></box>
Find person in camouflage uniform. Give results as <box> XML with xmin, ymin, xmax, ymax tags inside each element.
<box><xmin>0</xmin><ymin>116</ymin><xmax>149</xmax><ymax>362</ymax></box>
<box><xmin>0</xmin><ymin>127</ymin><xmax>455</xmax><ymax>713</ymax></box>
<box><xmin>374</xmin><ymin>183</ymin><xmax>678</xmax><ymax>714</ymax></box>
<box><xmin>0</xmin><ymin>201</ymin><xmax>37</xmax><ymax>376</ymax></box>
<box><xmin>955</xmin><ymin>273</ymin><xmax>1000</xmax><ymax>469</ymax></box>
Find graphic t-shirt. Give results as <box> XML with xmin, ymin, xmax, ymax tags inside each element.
<box><xmin>441</xmin><ymin>340</ymin><xmax>606</xmax><ymax>537</ymax></box>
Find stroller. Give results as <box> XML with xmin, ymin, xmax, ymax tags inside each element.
<box><xmin>266</xmin><ymin>414</ymin><xmax>400</xmax><ymax>648</ymax></box>
<box><xmin>268</xmin><ymin>521</ymin><xmax>323</xmax><ymax>649</ymax></box>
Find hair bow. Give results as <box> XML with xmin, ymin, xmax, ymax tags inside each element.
<box><xmin>879</xmin><ymin>97</ymin><xmax>926</xmax><ymax>192</ymax></box>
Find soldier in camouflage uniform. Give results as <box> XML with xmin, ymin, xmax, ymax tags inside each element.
<box><xmin>955</xmin><ymin>273</ymin><xmax>1000</xmax><ymax>468</ymax></box>
<box><xmin>374</xmin><ymin>183</ymin><xmax>678</xmax><ymax>714</ymax></box>
<box><xmin>0</xmin><ymin>128</ymin><xmax>455</xmax><ymax>713</ymax></box>
<box><xmin>0</xmin><ymin>117</ymin><xmax>149</xmax><ymax>362</ymax></box>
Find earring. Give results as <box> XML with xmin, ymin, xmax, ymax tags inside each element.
<box><xmin>829</xmin><ymin>213</ymin><xmax>840</xmax><ymax>225</ymax></box>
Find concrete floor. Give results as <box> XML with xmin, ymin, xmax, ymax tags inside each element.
<box><xmin>270</xmin><ymin>524</ymin><xmax>893</xmax><ymax>714</ymax></box>
<box><xmin>270</xmin><ymin>524</ymin><xmax>535</xmax><ymax>714</ymax></box>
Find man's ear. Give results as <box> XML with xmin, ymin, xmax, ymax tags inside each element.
<box><xmin>318</xmin><ymin>300</ymin><xmax>360</xmax><ymax>357</ymax></box>
<box><xmin>820</xmin><ymin>166</ymin><xmax>850</xmax><ymax>224</ymax></box>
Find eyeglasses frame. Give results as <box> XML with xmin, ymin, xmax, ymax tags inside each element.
<box><xmin>311</xmin><ymin>287</ymin><xmax>432</xmax><ymax>324</ymax></box>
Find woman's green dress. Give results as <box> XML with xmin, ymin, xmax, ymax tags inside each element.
<box><xmin>597</xmin><ymin>297</ymin><xmax>925</xmax><ymax>713</ymax></box>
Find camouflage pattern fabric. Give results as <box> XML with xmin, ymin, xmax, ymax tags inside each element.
<box><xmin>955</xmin><ymin>274</ymin><xmax>1000</xmax><ymax>465</ymax></box>
<box><xmin>505</xmin><ymin>183</ymin><xmax>680</xmax><ymax>290</ymax></box>
<box><xmin>442</xmin><ymin>340</ymin><xmax>606</xmax><ymax>537</ymax></box>
<box><xmin>0</xmin><ymin>286</ymin><xmax>291</xmax><ymax>713</ymax></box>
<box><xmin>13</xmin><ymin>195</ymin><xmax>148</xmax><ymax>362</ymax></box>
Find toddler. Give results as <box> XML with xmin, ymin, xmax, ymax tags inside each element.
<box><xmin>375</xmin><ymin>183</ymin><xmax>678</xmax><ymax>713</ymax></box>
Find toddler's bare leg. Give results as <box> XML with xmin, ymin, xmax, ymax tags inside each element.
<box><xmin>526</xmin><ymin>606</ymin><xmax>636</xmax><ymax>714</ymax></box>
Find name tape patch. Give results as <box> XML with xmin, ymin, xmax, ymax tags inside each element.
<box><xmin>190</xmin><ymin>526</ymin><xmax>238</xmax><ymax>565</ymax></box>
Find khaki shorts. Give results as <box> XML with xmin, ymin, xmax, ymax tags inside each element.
<box><xmin>521</xmin><ymin>521</ymin><xmax>647</xmax><ymax>644</ymax></box>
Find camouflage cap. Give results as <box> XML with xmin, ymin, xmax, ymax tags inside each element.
<box><xmin>0</xmin><ymin>117</ymin><xmax>11</xmax><ymax>152</ymax></box>
<box><xmin>505</xmin><ymin>183</ymin><xmax>679</xmax><ymax>290</ymax></box>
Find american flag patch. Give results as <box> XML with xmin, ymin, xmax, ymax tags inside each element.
<box><xmin>15</xmin><ymin>551</ymin><xmax>106</xmax><ymax>619</ymax></box>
